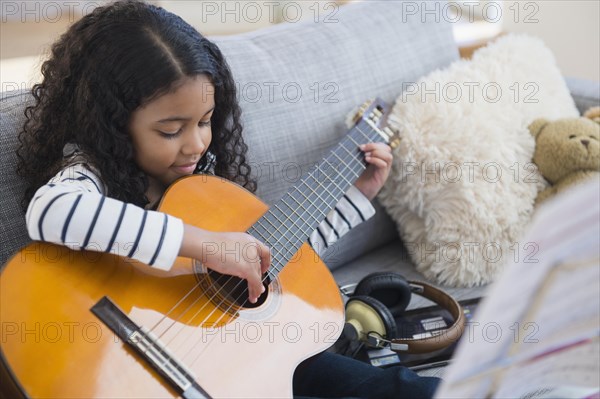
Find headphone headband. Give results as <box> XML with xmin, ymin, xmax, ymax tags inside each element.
<box><xmin>366</xmin><ymin>280</ymin><xmax>465</xmax><ymax>354</ymax></box>
<box><xmin>388</xmin><ymin>280</ymin><xmax>465</xmax><ymax>353</ymax></box>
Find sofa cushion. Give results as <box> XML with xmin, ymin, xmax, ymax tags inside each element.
<box><xmin>0</xmin><ymin>1</ymin><xmax>460</xmax><ymax>268</ymax></box>
<box><xmin>0</xmin><ymin>90</ymin><xmax>33</xmax><ymax>267</ymax></box>
<box><xmin>566</xmin><ymin>76</ymin><xmax>600</xmax><ymax>114</ymax></box>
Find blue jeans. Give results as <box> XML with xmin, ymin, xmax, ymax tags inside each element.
<box><xmin>292</xmin><ymin>352</ymin><xmax>440</xmax><ymax>399</ymax></box>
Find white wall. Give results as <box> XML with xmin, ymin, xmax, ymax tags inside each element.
<box><xmin>2</xmin><ymin>1</ymin><xmax>598</xmax><ymax>90</ymax></box>
<box><xmin>153</xmin><ymin>1</ymin><xmax>276</xmax><ymax>35</ymax></box>
<box><xmin>501</xmin><ymin>0</ymin><xmax>600</xmax><ymax>81</ymax></box>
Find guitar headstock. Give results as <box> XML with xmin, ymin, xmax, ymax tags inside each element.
<box><xmin>350</xmin><ymin>98</ymin><xmax>401</xmax><ymax>149</ymax></box>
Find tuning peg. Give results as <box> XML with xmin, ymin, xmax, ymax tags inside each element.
<box><xmin>368</xmin><ymin>112</ymin><xmax>380</xmax><ymax>125</ymax></box>
<box><xmin>382</xmin><ymin>126</ymin><xmax>401</xmax><ymax>149</ymax></box>
<box><xmin>352</xmin><ymin>99</ymin><xmax>374</xmax><ymax>125</ymax></box>
<box><xmin>383</xmin><ymin>127</ymin><xmax>395</xmax><ymax>139</ymax></box>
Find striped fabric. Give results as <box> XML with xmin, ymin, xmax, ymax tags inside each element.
<box><xmin>26</xmin><ymin>163</ymin><xmax>184</xmax><ymax>270</ymax></box>
<box><xmin>308</xmin><ymin>185</ymin><xmax>375</xmax><ymax>257</ymax></box>
<box><xmin>25</xmin><ymin>160</ymin><xmax>374</xmax><ymax>270</ymax></box>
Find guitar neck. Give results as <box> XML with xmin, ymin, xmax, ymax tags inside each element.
<box><xmin>249</xmin><ymin>118</ymin><xmax>389</xmax><ymax>275</ymax></box>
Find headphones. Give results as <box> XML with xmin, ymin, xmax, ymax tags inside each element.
<box><xmin>342</xmin><ymin>272</ymin><xmax>465</xmax><ymax>354</ymax></box>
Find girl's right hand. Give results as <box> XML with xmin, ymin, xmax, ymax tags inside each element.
<box><xmin>179</xmin><ymin>224</ymin><xmax>271</xmax><ymax>303</ymax></box>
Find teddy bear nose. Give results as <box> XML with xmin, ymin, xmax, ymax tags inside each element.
<box><xmin>581</xmin><ymin>139</ymin><xmax>590</xmax><ymax>147</ymax></box>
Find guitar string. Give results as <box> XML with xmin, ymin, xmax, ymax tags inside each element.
<box><xmin>149</xmin><ymin>176</ymin><xmax>328</xmax><ymax>350</ymax></box>
<box><xmin>145</xmin><ymin>128</ymin><xmax>368</xmax><ymax>338</ymax></box>
<box><xmin>161</xmin><ymin>171</ymin><xmax>348</xmax><ymax>360</ymax></box>
<box><xmin>151</xmin><ymin>150</ymin><xmax>351</xmax><ymax>352</ymax></box>
<box><xmin>180</xmin><ymin>126</ymin><xmax>382</xmax><ymax>366</ymax></box>
<box><xmin>149</xmin><ymin>123</ymin><xmax>375</xmax><ymax>341</ymax></box>
<box><xmin>147</xmin><ymin>140</ymin><xmax>355</xmax><ymax>343</ymax></box>
<box><xmin>181</xmin><ymin>142</ymin><xmax>367</xmax><ymax>367</ymax></box>
<box><xmin>148</xmin><ymin>124</ymin><xmax>379</xmax><ymax>370</ymax></box>
<box><xmin>170</xmin><ymin>149</ymin><xmax>359</xmax><ymax>361</ymax></box>
<box><xmin>150</xmin><ymin>125</ymin><xmax>380</xmax><ymax>367</ymax></box>
<box><xmin>146</xmin><ymin>124</ymin><xmax>383</xmax><ymax>367</ymax></box>
<box><xmin>156</xmin><ymin>201</ymin><xmax>312</xmax><ymax>351</ymax></box>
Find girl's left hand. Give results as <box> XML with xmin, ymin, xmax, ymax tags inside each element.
<box><xmin>354</xmin><ymin>143</ymin><xmax>393</xmax><ymax>201</ymax></box>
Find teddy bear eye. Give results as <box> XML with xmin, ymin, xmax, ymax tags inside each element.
<box><xmin>590</xmin><ymin>136</ymin><xmax>598</xmax><ymax>140</ymax></box>
<box><xmin>569</xmin><ymin>135</ymin><xmax>576</xmax><ymax>139</ymax></box>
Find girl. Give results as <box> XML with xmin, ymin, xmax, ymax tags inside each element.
<box><xmin>17</xmin><ymin>1</ymin><xmax>439</xmax><ymax>397</ymax></box>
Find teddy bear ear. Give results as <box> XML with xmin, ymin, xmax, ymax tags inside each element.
<box><xmin>528</xmin><ymin>118</ymin><xmax>550</xmax><ymax>138</ymax></box>
<box><xmin>583</xmin><ymin>106</ymin><xmax>600</xmax><ymax>124</ymax></box>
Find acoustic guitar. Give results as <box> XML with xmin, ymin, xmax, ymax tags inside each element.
<box><xmin>0</xmin><ymin>99</ymin><xmax>398</xmax><ymax>398</ymax></box>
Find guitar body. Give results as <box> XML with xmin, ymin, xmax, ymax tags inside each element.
<box><xmin>0</xmin><ymin>175</ymin><xmax>344</xmax><ymax>398</ymax></box>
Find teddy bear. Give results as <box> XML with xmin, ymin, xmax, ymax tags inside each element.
<box><xmin>584</xmin><ymin>106</ymin><xmax>600</xmax><ymax>123</ymax></box>
<box><xmin>529</xmin><ymin>107</ymin><xmax>600</xmax><ymax>205</ymax></box>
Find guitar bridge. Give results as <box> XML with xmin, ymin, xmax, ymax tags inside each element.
<box><xmin>91</xmin><ymin>296</ymin><xmax>211</xmax><ymax>399</ymax></box>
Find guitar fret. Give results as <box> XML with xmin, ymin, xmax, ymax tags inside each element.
<box><xmin>275</xmin><ymin>201</ymin><xmax>317</xmax><ymax>244</ymax></box>
<box><xmin>251</xmin><ymin>221</ymin><xmax>284</xmax><ymax>269</ymax></box>
<box><xmin>254</xmin><ymin>206</ymin><xmax>298</xmax><ymax>249</ymax></box>
<box><xmin>356</xmin><ymin>124</ymin><xmax>385</xmax><ymax>144</ymax></box>
<box><xmin>252</xmin><ymin>220</ymin><xmax>271</xmax><ymax>240</ymax></box>
<box><xmin>273</xmin><ymin>204</ymin><xmax>306</xmax><ymax>242</ymax></box>
<box><xmin>267</xmin><ymin>183</ymin><xmax>330</xmax><ymax>268</ymax></box>
<box><xmin>346</xmin><ymin>134</ymin><xmax>363</xmax><ymax>148</ymax></box>
<box><xmin>249</xmin><ymin>223</ymin><xmax>272</xmax><ymax>248</ymax></box>
<box><xmin>323</xmin><ymin>159</ymin><xmax>356</xmax><ymax>189</ymax></box>
<box><xmin>250</xmin><ymin>221</ymin><xmax>284</xmax><ymax>274</ymax></box>
<box><xmin>268</xmin><ymin>209</ymin><xmax>300</xmax><ymax>250</ymax></box>
<box><xmin>253</xmin><ymin>204</ymin><xmax>322</xmax><ymax>277</ymax></box>
<box><xmin>339</xmin><ymin>148</ymin><xmax>364</xmax><ymax>174</ymax></box>
<box><xmin>331</xmin><ymin>152</ymin><xmax>360</xmax><ymax>179</ymax></box>
<box><xmin>287</xmin><ymin>188</ymin><xmax>331</xmax><ymax>234</ymax></box>
<box><xmin>257</xmin><ymin>216</ymin><xmax>288</xmax><ymax>249</ymax></box>
<box><xmin>285</xmin><ymin>189</ymin><xmax>320</xmax><ymax>224</ymax></box>
<box><xmin>338</xmin><ymin>143</ymin><xmax>361</xmax><ymax>161</ymax></box>
<box><xmin>291</xmin><ymin>183</ymin><xmax>328</xmax><ymax>221</ymax></box>
<box><xmin>312</xmin><ymin>162</ymin><xmax>345</xmax><ymax>197</ymax></box>
<box><xmin>339</xmin><ymin>140</ymin><xmax>366</xmax><ymax>182</ymax></box>
<box><xmin>355</xmin><ymin>125</ymin><xmax>374</xmax><ymax>141</ymax></box>
<box><xmin>315</xmin><ymin>160</ymin><xmax>347</xmax><ymax>198</ymax></box>
<box><xmin>332</xmin><ymin>148</ymin><xmax>352</xmax><ymax>175</ymax></box>
<box><xmin>298</xmin><ymin>177</ymin><xmax>338</xmax><ymax>217</ymax></box>
<box><xmin>269</xmin><ymin>204</ymin><xmax>307</xmax><ymax>253</ymax></box>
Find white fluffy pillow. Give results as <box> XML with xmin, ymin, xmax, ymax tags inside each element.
<box><xmin>379</xmin><ymin>34</ymin><xmax>578</xmax><ymax>287</ymax></box>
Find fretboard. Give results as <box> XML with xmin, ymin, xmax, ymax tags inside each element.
<box><xmin>248</xmin><ymin>119</ymin><xmax>388</xmax><ymax>278</ymax></box>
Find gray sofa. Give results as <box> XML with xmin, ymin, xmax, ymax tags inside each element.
<box><xmin>1</xmin><ymin>0</ymin><xmax>598</xmax><ymax>374</ymax></box>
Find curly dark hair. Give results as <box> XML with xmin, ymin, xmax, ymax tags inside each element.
<box><xmin>17</xmin><ymin>0</ymin><xmax>255</xmax><ymax>210</ymax></box>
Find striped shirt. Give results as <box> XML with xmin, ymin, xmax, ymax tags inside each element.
<box><xmin>26</xmin><ymin>161</ymin><xmax>375</xmax><ymax>270</ymax></box>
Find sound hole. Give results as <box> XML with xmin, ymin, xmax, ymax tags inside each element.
<box><xmin>206</xmin><ymin>269</ymin><xmax>270</xmax><ymax>309</ymax></box>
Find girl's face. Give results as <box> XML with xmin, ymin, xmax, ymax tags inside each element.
<box><xmin>129</xmin><ymin>75</ymin><xmax>214</xmax><ymax>192</ymax></box>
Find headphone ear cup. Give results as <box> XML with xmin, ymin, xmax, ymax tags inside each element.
<box><xmin>344</xmin><ymin>296</ymin><xmax>397</xmax><ymax>346</ymax></box>
<box><xmin>354</xmin><ymin>272</ymin><xmax>411</xmax><ymax>317</ymax></box>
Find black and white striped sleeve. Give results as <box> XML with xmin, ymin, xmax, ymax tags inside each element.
<box><xmin>25</xmin><ymin>163</ymin><xmax>184</xmax><ymax>270</ymax></box>
<box><xmin>308</xmin><ymin>185</ymin><xmax>375</xmax><ymax>257</ymax></box>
